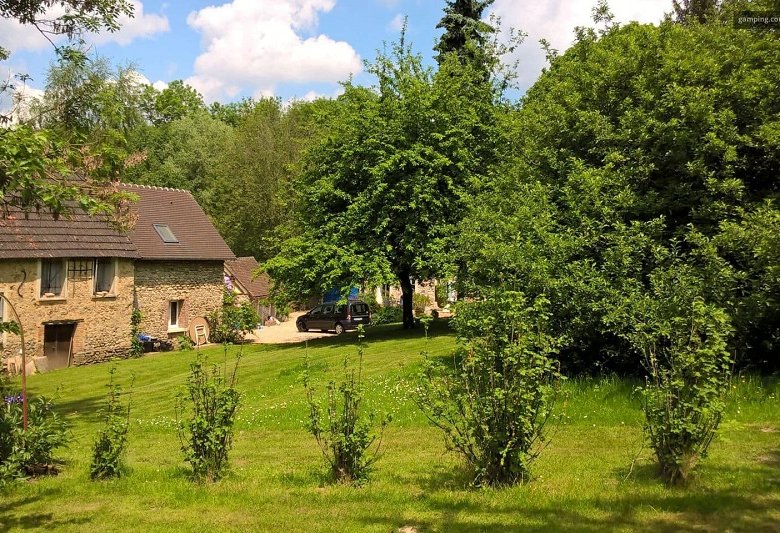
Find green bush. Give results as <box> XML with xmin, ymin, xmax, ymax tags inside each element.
<box><xmin>303</xmin><ymin>326</ymin><xmax>390</xmax><ymax>484</ymax></box>
<box><xmin>619</xmin><ymin>265</ymin><xmax>733</xmax><ymax>485</ymax></box>
<box><xmin>177</xmin><ymin>335</ymin><xmax>195</xmax><ymax>351</ymax></box>
<box><xmin>371</xmin><ymin>305</ymin><xmax>403</xmax><ymax>325</ymax></box>
<box><xmin>207</xmin><ymin>291</ymin><xmax>260</xmax><ymax>344</ymax></box>
<box><xmin>176</xmin><ymin>349</ymin><xmax>241</xmax><ymax>481</ymax></box>
<box><xmin>416</xmin><ymin>291</ymin><xmax>562</xmax><ymax>486</ymax></box>
<box><xmin>0</xmin><ymin>388</ymin><xmax>69</xmax><ymax>484</ymax></box>
<box><xmin>90</xmin><ymin>367</ymin><xmax>133</xmax><ymax>480</ymax></box>
<box><xmin>434</xmin><ymin>283</ymin><xmax>448</xmax><ymax>308</ymax></box>
<box><xmin>412</xmin><ymin>293</ymin><xmax>431</xmax><ymax>316</ymax></box>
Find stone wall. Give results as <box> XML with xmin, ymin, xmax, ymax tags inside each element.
<box><xmin>0</xmin><ymin>258</ymin><xmax>134</xmax><ymax>372</ymax></box>
<box><xmin>134</xmin><ymin>260</ymin><xmax>224</xmax><ymax>340</ymax></box>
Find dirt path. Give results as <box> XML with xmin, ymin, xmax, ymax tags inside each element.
<box><xmin>245</xmin><ymin>311</ymin><xmax>335</xmax><ymax>344</ymax></box>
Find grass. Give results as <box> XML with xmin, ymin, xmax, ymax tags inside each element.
<box><xmin>1</xmin><ymin>320</ymin><xmax>778</xmax><ymax>532</ymax></box>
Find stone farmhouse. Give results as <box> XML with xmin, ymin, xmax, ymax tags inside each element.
<box><xmin>0</xmin><ymin>184</ymin><xmax>234</xmax><ymax>373</ymax></box>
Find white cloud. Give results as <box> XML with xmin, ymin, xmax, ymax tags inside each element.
<box><xmin>90</xmin><ymin>1</ymin><xmax>169</xmax><ymax>46</ymax></box>
<box><xmin>388</xmin><ymin>14</ymin><xmax>405</xmax><ymax>33</ymax></box>
<box><xmin>0</xmin><ymin>1</ymin><xmax>167</xmax><ymax>52</ymax></box>
<box><xmin>152</xmin><ymin>80</ymin><xmax>169</xmax><ymax>92</ymax></box>
<box><xmin>185</xmin><ymin>0</ymin><xmax>362</xmax><ymax>102</ymax></box>
<box><xmin>491</xmin><ymin>0</ymin><xmax>669</xmax><ymax>91</ymax></box>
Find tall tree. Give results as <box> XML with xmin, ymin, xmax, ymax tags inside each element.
<box><xmin>434</xmin><ymin>0</ymin><xmax>495</xmax><ymax>66</ymax></box>
<box><xmin>264</xmin><ymin>40</ymin><xmax>505</xmax><ymax>328</ymax></box>
<box><xmin>672</xmin><ymin>0</ymin><xmax>720</xmax><ymax>23</ymax></box>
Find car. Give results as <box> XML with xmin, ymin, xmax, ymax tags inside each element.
<box><xmin>296</xmin><ymin>300</ymin><xmax>371</xmax><ymax>334</ymax></box>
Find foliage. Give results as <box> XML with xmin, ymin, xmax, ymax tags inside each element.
<box><xmin>303</xmin><ymin>326</ymin><xmax>390</xmax><ymax>484</ymax></box>
<box><xmin>434</xmin><ymin>0</ymin><xmax>495</xmax><ymax>68</ymax></box>
<box><xmin>412</xmin><ymin>293</ymin><xmax>431</xmax><ymax>316</ymax></box>
<box><xmin>2</xmin><ymin>0</ymin><xmax>140</xmax><ymax>220</ymax></box>
<box><xmin>434</xmin><ymin>283</ymin><xmax>449</xmax><ymax>308</ymax></box>
<box><xmin>461</xmin><ymin>13</ymin><xmax>780</xmax><ymax>371</ymax></box>
<box><xmin>265</xmin><ymin>36</ymin><xmax>509</xmax><ymax>329</ymax></box>
<box><xmin>141</xmin><ymin>80</ymin><xmax>205</xmax><ymax>125</ymax></box>
<box><xmin>613</xmin><ymin>264</ymin><xmax>734</xmax><ymax>485</ymax></box>
<box><xmin>130</xmin><ymin>307</ymin><xmax>143</xmax><ymax>357</ymax></box>
<box><xmin>176</xmin><ymin>350</ymin><xmax>241</xmax><ymax>481</ymax></box>
<box><xmin>370</xmin><ymin>306</ymin><xmax>403</xmax><ymax>326</ymax></box>
<box><xmin>416</xmin><ymin>291</ymin><xmax>562</xmax><ymax>486</ymax></box>
<box><xmin>90</xmin><ymin>367</ymin><xmax>133</xmax><ymax>480</ymax></box>
<box><xmin>177</xmin><ymin>335</ymin><xmax>195</xmax><ymax>352</ymax></box>
<box><xmin>0</xmin><ymin>391</ymin><xmax>69</xmax><ymax>485</ymax></box>
<box><xmin>207</xmin><ymin>290</ymin><xmax>259</xmax><ymax>345</ymax></box>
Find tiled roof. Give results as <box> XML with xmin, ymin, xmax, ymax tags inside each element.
<box><xmin>225</xmin><ymin>256</ymin><xmax>270</xmax><ymax>298</ymax></box>
<box><xmin>122</xmin><ymin>184</ymin><xmax>235</xmax><ymax>261</ymax></box>
<box><xmin>0</xmin><ymin>208</ymin><xmax>137</xmax><ymax>259</ymax></box>
<box><xmin>0</xmin><ymin>184</ymin><xmax>235</xmax><ymax>261</ymax></box>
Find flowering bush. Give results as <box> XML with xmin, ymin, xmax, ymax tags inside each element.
<box><xmin>0</xmin><ymin>384</ymin><xmax>70</xmax><ymax>484</ymax></box>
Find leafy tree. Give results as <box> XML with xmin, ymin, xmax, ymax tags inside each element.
<box><xmin>264</xmin><ymin>41</ymin><xmax>505</xmax><ymax>328</ymax></box>
<box><xmin>465</xmin><ymin>13</ymin><xmax>780</xmax><ymax>371</ymax></box>
<box><xmin>671</xmin><ymin>0</ymin><xmax>721</xmax><ymax>23</ymax></box>
<box><xmin>434</xmin><ymin>0</ymin><xmax>495</xmax><ymax>67</ymax></box>
<box><xmin>141</xmin><ymin>80</ymin><xmax>205</xmax><ymax>125</ymax></box>
<box><xmin>1</xmin><ymin>0</ymin><xmax>136</xmax><ymax>217</ymax></box>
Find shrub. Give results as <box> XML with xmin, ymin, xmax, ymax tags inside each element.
<box><xmin>435</xmin><ymin>283</ymin><xmax>448</xmax><ymax>308</ymax></box>
<box><xmin>412</xmin><ymin>293</ymin><xmax>431</xmax><ymax>316</ymax></box>
<box><xmin>207</xmin><ymin>291</ymin><xmax>259</xmax><ymax>344</ymax></box>
<box><xmin>177</xmin><ymin>335</ymin><xmax>195</xmax><ymax>352</ymax></box>
<box><xmin>176</xmin><ymin>347</ymin><xmax>241</xmax><ymax>481</ymax></box>
<box><xmin>90</xmin><ymin>367</ymin><xmax>133</xmax><ymax>480</ymax></box>
<box><xmin>303</xmin><ymin>326</ymin><xmax>390</xmax><ymax>484</ymax></box>
<box><xmin>619</xmin><ymin>265</ymin><xmax>733</xmax><ymax>485</ymax></box>
<box><xmin>371</xmin><ymin>305</ymin><xmax>403</xmax><ymax>325</ymax></box>
<box><xmin>130</xmin><ymin>308</ymin><xmax>144</xmax><ymax>357</ymax></box>
<box><xmin>0</xmin><ymin>389</ymin><xmax>69</xmax><ymax>484</ymax></box>
<box><xmin>416</xmin><ymin>291</ymin><xmax>562</xmax><ymax>486</ymax></box>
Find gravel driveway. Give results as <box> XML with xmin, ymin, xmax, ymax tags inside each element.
<box><xmin>246</xmin><ymin>311</ymin><xmax>338</xmax><ymax>344</ymax></box>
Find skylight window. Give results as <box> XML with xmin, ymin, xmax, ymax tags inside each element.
<box><xmin>153</xmin><ymin>224</ymin><xmax>179</xmax><ymax>243</ymax></box>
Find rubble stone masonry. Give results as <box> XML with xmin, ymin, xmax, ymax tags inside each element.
<box><xmin>133</xmin><ymin>260</ymin><xmax>224</xmax><ymax>340</ymax></box>
<box><xmin>0</xmin><ymin>258</ymin><xmax>134</xmax><ymax>371</ymax></box>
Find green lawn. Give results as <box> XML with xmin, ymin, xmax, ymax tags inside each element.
<box><xmin>2</xmin><ymin>321</ymin><xmax>778</xmax><ymax>532</ymax></box>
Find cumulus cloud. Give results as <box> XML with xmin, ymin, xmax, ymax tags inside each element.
<box><xmin>490</xmin><ymin>0</ymin><xmax>669</xmax><ymax>91</ymax></box>
<box><xmin>91</xmin><ymin>1</ymin><xmax>169</xmax><ymax>46</ymax></box>
<box><xmin>185</xmin><ymin>0</ymin><xmax>362</xmax><ymax>102</ymax></box>
<box><xmin>0</xmin><ymin>1</ymin><xmax>167</xmax><ymax>52</ymax></box>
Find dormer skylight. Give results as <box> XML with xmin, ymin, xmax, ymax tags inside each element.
<box><xmin>153</xmin><ymin>224</ymin><xmax>179</xmax><ymax>243</ymax></box>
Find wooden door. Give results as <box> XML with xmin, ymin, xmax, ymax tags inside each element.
<box><xmin>44</xmin><ymin>324</ymin><xmax>75</xmax><ymax>370</ymax></box>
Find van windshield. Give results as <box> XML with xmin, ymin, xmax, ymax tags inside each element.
<box><xmin>350</xmin><ymin>303</ymin><xmax>369</xmax><ymax>315</ymax></box>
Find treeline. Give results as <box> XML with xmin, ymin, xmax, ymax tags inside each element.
<box><xmin>5</xmin><ymin>0</ymin><xmax>778</xmax><ymax>373</ymax></box>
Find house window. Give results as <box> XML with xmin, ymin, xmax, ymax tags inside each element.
<box><xmin>40</xmin><ymin>260</ymin><xmax>65</xmax><ymax>297</ymax></box>
<box><xmin>153</xmin><ymin>224</ymin><xmax>179</xmax><ymax>243</ymax></box>
<box><xmin>93</xmin><ymin>259</ymin><xmax>116</xmax><ymax>295</ymax></box>
<box><xmin>169</xmin><ymin>300</ymin><xmax>181</xmax><ymax>328</ymax></box>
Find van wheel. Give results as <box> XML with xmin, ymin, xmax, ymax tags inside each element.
<box><xmin>334</xmin><ymin>323</ymin><xmax>345</xmax><ymax>335</ymax></box>
<box><xmin>297</xmin><ymin>321</ymin><xmax>308</xmax><ymax>332</ymax></box>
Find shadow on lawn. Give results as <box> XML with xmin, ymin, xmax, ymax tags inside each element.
<box><xmin>358</xmin><ymin>452</ymin><xmax>780</xmax><ymax>532</ymax></box>
<box><xmin>0</xmin><ymin>490</ymin><xmax>91</xmax><ymax>531</ymax></box>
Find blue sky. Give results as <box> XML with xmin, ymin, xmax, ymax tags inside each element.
<box><xmin>1</xmin><ymin>0</ymin><xmax>670</xmax><ymax>105</ymax></box>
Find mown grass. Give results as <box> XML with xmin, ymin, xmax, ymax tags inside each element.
<box><xmin>1</xmin><ymin>320</ymin><xmax>778</xmax><ymax>532</ymax></box>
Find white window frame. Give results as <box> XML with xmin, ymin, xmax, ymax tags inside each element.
<box><xmin>38</xmin><ymin>259</ymin><xmax>67</xmax><ymax>299</ymax></box>
<box><xmin>168</xmin><ymin>300</ymin><xmax>186</xmax><ymax>332</ymax></box>
<box><xmin>93</xmin><ymin>258</ymin><xmax>118</xmax><ymax>296</ymax></box>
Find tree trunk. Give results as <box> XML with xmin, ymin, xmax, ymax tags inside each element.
<box><xmin>399</xmin><ymin>271</ymin><xmax>415</xmax><ymax>329</ymax></box>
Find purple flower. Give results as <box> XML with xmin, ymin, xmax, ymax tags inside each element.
<box><xmin>4</xmin><ymin>394</ymin><xmax>22</xmax><ymax>405</ymax></box>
